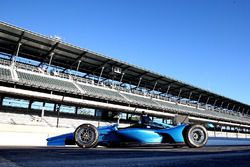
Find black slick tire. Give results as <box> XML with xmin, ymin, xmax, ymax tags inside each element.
<box><xmin>74</xmin><ymin>124</ymin><xmax>99</xmax><ymax>148</ymax></box>
<box><xmin>184</xmin><ymin>124</ymin><xmax>208</xmax><ymax>148</ymax></box>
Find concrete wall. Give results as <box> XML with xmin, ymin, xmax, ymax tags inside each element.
<box><xmin>207</xmin><ymin>137</ymin><xmax>250</xmax><ymax>146</ymax></box>
<box><xmin>0</xmin><ymin>121</ymin><xmax>129</xmax><ymax>146</ymax></box>
<box><xmin>0</xmin><ymin>123</ymin><xmax>72</xmax><ymax>146</ymax></box>
<box><xmin>0</xmin><ymin>112</ymin><xmax>249</xmax><ymax>146</ymax></box>
<box><xmin>0</xmin><ymin>111</ymin><xmax>130</xmax><ymax>146</ymax></box>
<box><xmin>207</xmin><ymin>131</ymin><xmax>250</xmax><ymax>139</ymax></box>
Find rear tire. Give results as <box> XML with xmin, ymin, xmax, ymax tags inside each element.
<box><xmin>74</xmin><ymin>124</ymin><xmax>99</xmax><ymax>148</ymax></box>
<box><xmin>184</xmin><ymin>124</ymin><xmax>208</xmax><ymax>148</ymax></box>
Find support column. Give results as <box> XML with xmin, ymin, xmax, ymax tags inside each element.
<box><xmin>213</xmin><ymin>100</ymin><xmax>217</xmax><ymax>111</ymax></box>
<box><xmin>28</xmin><ymin>100</ymin><xmax>33</xmax><ymax>110</ymax></box>
<box><xmin>97</xmin><ymin>66</ymin><xmax>105</xmax><ymax>85</ymax></box>
<box><xmin>197</xmin><ymin>94</ymin><xmax>202</xmax><ymax>108</ymax></box>
<box><xmin>119</xmin><ymin>73</ymin><xmax>125</xmax><ymax>84</ymax></box>
<box><xmin>165</xmin><ymin>85</ymin><xmax>171</xmax><ymax>100</ymax></box>
<box><xmin>151</xmin><ymin>81</ymin><xmax>158</xmax><ymax>97</ymax></box>
<box><xmin>220</xmin><ymin>102</ymin><xmax>224</xmax><ymax>108</ymax></box>
<box><xmin>188</xmin><ymin>92</ymin><xmax>193</xmax><ymax>100</ymax></box>
<box><xmin>237</xmin><ymin>127</ymin><xmax>239</xmax><ymax>138</ymax></box>
<box><xmin>12</xmin><ymin>43</ymin><xmax>22</xmax><ymax>65</ymax></box>
<box><xmin>48</xmin><ymin>52</ymin><xmax>54</xmax><ymax>66</ymax></box>
<box><xmin>177</xmin><ymin>89</ymin><xmax>182</xmax><ymax>100</ymax></box>
<box><xmin>232</xmin><ymin>105</ymin><xmax>236</xmax><ymax>112</ymax></box>
<box><xmin>126</xmin><ymin>113</ymin><xmax>129</xmax><ymax>120</ymax></box>
<box><xmin>56</xmin><ymin>104</ymin><xmax>61</xmax><ymax>128</ymax></box>
<box><xmin>53</xmin><ymin>103</ymin><xmax>57</xmax><ymax>112</ymax></box>
<box><xmin>75</xmin><ymin>106</ymin><xmax>78</xmax><ymax>115</ymax></box>
<box><xmin>137</xmin><ymin>77</ymin><xmax>142</xmax><ymax>89</ymax></box>
<box><xmin>205</xmin><ymin>97</ymin><xmax>210</xmax><ymax>105</ymax></box>
<box><xmin>76</xmin><ymin>60</ymin><xmax>81</xmax><ymax>71</ymax></box>
<box><xmin>0</xmin><ymin>96</ymin><xmax>3</xmax><ymax>107</ymax></box>
<box><xmin>152</xmin><ymin>81</ymin><xmax>158</xmax><ymax>92</ymax></box>
<box><xmin>41</xmin><ymin>101</ymin><xmax>46</xmax><ymax>121</ymax></box>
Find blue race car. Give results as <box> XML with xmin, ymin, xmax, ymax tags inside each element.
<box><xmin>47</xmin><ymin>120</ymin><xmax>208</xmax><ymax>148</ymax></box>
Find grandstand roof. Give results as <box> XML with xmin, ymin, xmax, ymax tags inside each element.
<box><xmin>0</xmin><ymin>21</ymin><xmax>249</xmax><ymax>113</ymax></box>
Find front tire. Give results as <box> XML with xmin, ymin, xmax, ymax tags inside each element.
<box><xmin>74</xmin><ymin>124</ymin><xmax>99</xmax><ymax>148</ymax></box>
<box><xmin>184</xmin><ymin>124</ymin><xmax>208</xmax><ymax>148</ymax></box>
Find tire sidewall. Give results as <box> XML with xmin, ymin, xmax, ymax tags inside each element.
<box><xmin>184</xmin><ymin>124</ymin><xmax>208</xmax><ymax>148</ymax></box>
<box><xmin>74</xmin><ymin>124</ymin><xmax>99</xmax><ymax>148</ymax></box>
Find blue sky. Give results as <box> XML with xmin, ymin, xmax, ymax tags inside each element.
<box><xmin>1</xmin><ymin>0</ymin><xmax>250</xmax><ymax>104</ymax></box>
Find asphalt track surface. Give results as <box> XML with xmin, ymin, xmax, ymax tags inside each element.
<box><xmin>0</xmin><ymin>146</ymin><xmax>250</xmax><ymax>167</ymax></box>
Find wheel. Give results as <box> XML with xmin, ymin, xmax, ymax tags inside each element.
<box><xmin>184</xmin><ymin>124</ymin><xmax>208</xmax><ymax>148</ymax></box>
<box><xmin>74</xmin><ymin>124</ymin><xmax>99</xmax><ymax>148</ymax></box>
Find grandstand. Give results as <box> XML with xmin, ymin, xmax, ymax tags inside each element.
<box><xmin>0</xmin><ymin>21</ymin><xmax>250</xmax><ymax>140</ymax></box>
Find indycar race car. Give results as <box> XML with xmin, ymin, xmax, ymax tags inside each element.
<box><xmin>47</xmin><ymin>120</ymin><xmax>208</xmax><ymax>148</ymax></box>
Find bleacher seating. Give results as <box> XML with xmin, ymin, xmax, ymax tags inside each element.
<box><xmin>77</xmin><ymin>83</ymin><xmax>127</xmax><ymax>103</ymax></box>
<box><xmin>0</xmin><ymin>66</ymin><xmax>12</xmax><ymax>81</ymax></box>
<box><xmin>0</xmin><ymin>58</ymin><xmax>11</xmax><ymax>66</ymax></box>
<box><xmin>17</xmin><ymin>70</ymin><xmax>80</xmax><ymax>93</ymax></box>
<box><xmin>154</xmin><ymin>98</ymin><xmax>249</xmax><ymax>123</ymax></box>
<box><xmin>15</xmin><ymin>62</ymin><xmax>39</xmax><ymax>72</ymax></box>
<box><xmin>154</xmin><ymin>99</ymin><xmax>177</xmax><ymax>110</ymax></box>
<box><xmin>121</xmin><ymin>92</ymin><xmax>160</xmax><ymax>108</ymax></box>
<box><xmin>0</xmin><ymin>58</ymin><xmax>249</xmax><ymax>124</ymax></box>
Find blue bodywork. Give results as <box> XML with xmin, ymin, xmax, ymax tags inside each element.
<box><xmin>47</xmin><ymin>122</ymin><xmax>188</xmax><ymax>147</ymax></box>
